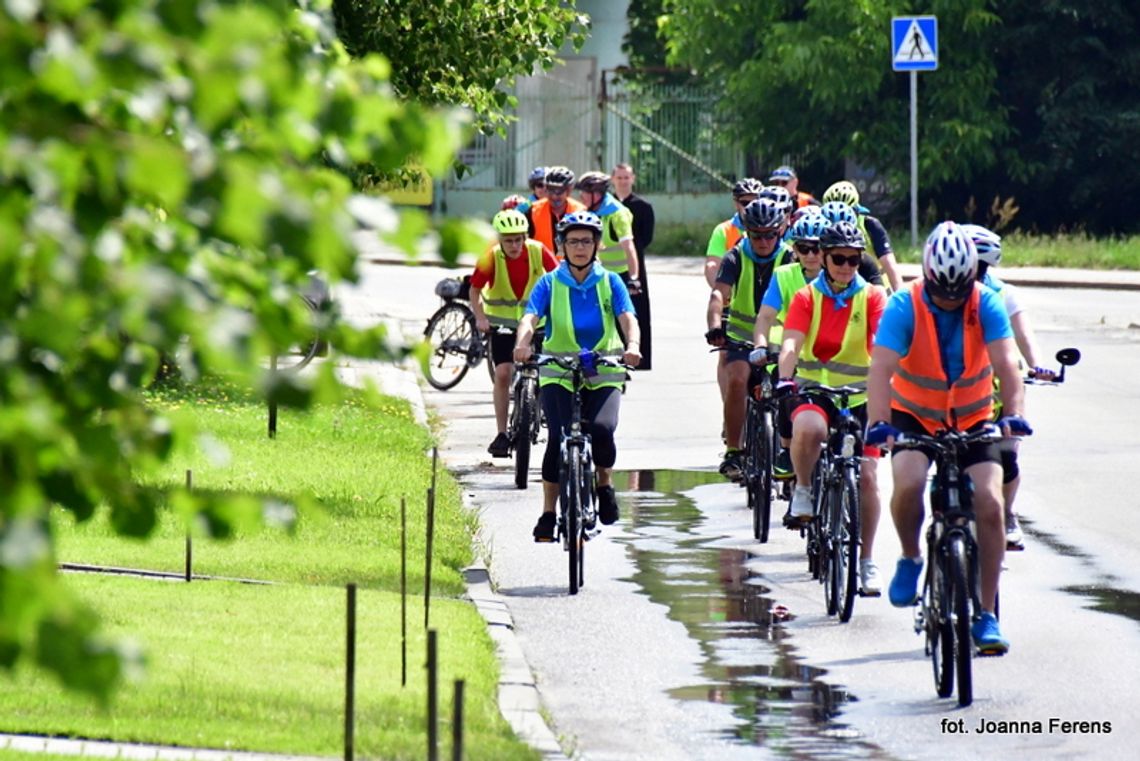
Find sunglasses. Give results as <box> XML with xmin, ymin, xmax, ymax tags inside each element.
<box><xmin>546</xmin><ymin>186</ymin><xmax>568</xmax><ymax>195</ymax></box>
<box><xmin>827</xmin><ymin>253</ymin><xmax>862</xmax><ymax>267</ymax></box>
<box><xmin>795</xmin><ymin>243</ymin><xmax>821</xmax><ymax>255</ymax></box>
<box><xmin>747</xmin><ymin>229</ymin><xmax>780</xmax><ymax>241</ymax></box>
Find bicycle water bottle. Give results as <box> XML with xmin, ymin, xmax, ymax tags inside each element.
<box><xmin>579</xmin><ymin>349</ymin><xmax>599</xmax><ymax>378</ymax></box>
<box><xmin>840</xmin><ymin>434</ymin><xmax>856</xmax><ymax>459</ymax></box>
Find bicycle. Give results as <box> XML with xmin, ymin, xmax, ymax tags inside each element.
<box><xmin>895</xmin><ymin>424</ymin><xmax>1006</xmax><ymax>707</ymax></box>
<box><xmin>422</xmin><ymin>276</ymin><xmax>494</xmax><ymax>391</ymax></box>
<box><xmin>535</xmin><ymin>351</ymin><xmax>630</xmax><ymax>595</ymax></box>
<box><xmin>270</xmin><ymin>271</ymin><xmax>331</xmax><ymax>372</ymax></box>
<box><xmin>793</xmin><ymin>384</ymin><xmax>864</xmax><ymax>623</ymax></box>
<box><xmin>508</xmin><ymin>361</ymin><xmax>542</xmax><ymax>490</ymax></box>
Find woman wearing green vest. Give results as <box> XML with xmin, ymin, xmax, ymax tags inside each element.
<box><xmin>705</xmin><ymin>197</ymin><xmax>791</xmax><ymax>480</ymax></box>
<box><xmin>471</xmin><ymin>209</ymin><xmax>558</xmax><ymax>457</ymax></box>
<box><xmin>775</xmin><ymin>221</ymin><xmax>888</xmax><ymax>596</ymax></box>
<box><xmin>513</xmin><ymin>212</ymin><xmax>641</xmax><ymax>542</ymax></box>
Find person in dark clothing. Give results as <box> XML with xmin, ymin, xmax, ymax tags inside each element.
<box><xmin>612</xmin><ymin>162</ymin><xmax>655</xmax><ymax>370</ymax></box>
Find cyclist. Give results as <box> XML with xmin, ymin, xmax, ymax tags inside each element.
<box><xmin>575</xmin><ymin>171</ymin><xmax>641</xmax><ymax>294</ymax></box>
<box><xmin>865</xmin><ymin>221</ymin><xmax>1030</xmax><ymax>654</ymax></box>
<box><xmin>470</xmin><ymin>209</ymin><xmax>559</xmax><ymax>457</ymax></box>
<box><xmin>707</xmin><ymin>178</ymin><xmax>764</xmax><ymax>416</ymax></box>
<box><xmin>822</xmin><ymin>181</ymin><xmax>903</xmax><ymax>292</ymax></box>
<box><xmin>768</xmin><ymin>165</ymin><xmax>819</xmax><ymax>208</ymax></box>
<box><xmin>706</xmin><ymin>197</ymin><xmax>792</xmax><ymax>479</ymax></box>
<box><xmin>770</xmin><ymin>221</ymin><xmax>888</xmax><ymax>595</ymax></box>
<box><xmin>819</xmin><ymin>200</ymin><xmax>888</xmax><ymax>288</ymax></box>
<box><xmin>963</xmin><ymin>223</ymin><xmax>1057</xmax><ymax>550</ymax></box>
<box><xmin>751</xmin><ymin>211</ymin><xmax>829</xmax><ymax>479</ymax></box>
<box><xmin>527</xmin><ymin>166</ymin><xmax>547</xmax><ymax>204</ymax></box>
<box><xmin>513</xmin><ymin>211</ymin><xmax>641</xmax><ymax>542</ymax></box>
<box><xmin>527</xmin><ymin>166</ymin><xmax>586</xmax><ymax>255</ymax></box>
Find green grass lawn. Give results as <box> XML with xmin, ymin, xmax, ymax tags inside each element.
<box><xmin>652</xmin><ymin>221</ymin><xmax>1140</xmax><ymax>270</ymax></box>
<box><xmin>1</xmin><ymin>378</ymin><xmax>537</xmax><ymax>760</ymax></box>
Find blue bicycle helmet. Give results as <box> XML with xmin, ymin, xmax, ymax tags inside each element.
<box><xmin>741</xmin><ymin>198</ymin><xmax>786</xmax><ymax>230</ymax></box>
<box><xmin>528</xmin><ymin>166</ymin><xmax>546</xmax><ymax>188</ymax></box>
<box><xmin>556</xmin><ymin>210</ymin><xmax>604</xmax><ymax>240</ymax></box>
<box><xmin>820</xmin><ymin>201</ymin><xmax>857</xmax><ymax>226</ymax></box>
<box><xmin>790</xmin><ymin>214</ymin><xmax>829</xmax><ymax>242</ymax></box>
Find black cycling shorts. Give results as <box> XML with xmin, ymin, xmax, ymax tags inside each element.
<box><xmin>890</xmin><ymin>410</ymin><xmax>1000</xmax><ymax>469</ymax></box>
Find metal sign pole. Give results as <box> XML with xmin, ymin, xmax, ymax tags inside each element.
<box><xmin>910</xmin><ymin>70</ymin><xmax>919</xmax><ymax>248</ymax></box>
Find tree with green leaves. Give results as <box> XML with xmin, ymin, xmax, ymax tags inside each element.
<box><xmin>0</xmin><ymin>0</ymin><xmax>485</xmax><ymax>700</ymax></box>
<box><xmin>332</xmin><ymin>0</ymin><xmax>589</xmax><ymax>135</ymax></box>
<box><xmin>656</xmin><ymin>0</ymin><xmax>1140</xmax><ymax>233</ymax></box>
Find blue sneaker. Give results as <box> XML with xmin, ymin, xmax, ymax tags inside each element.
<box><xmin>888</xmin><ymin>556</ymin><xmax>923</xmax><ymax>607</ymax></box>
<box><xmin>971</xmin><ymin>611</ymin><xmax>1010</xmax><ymax>655</ymax></box>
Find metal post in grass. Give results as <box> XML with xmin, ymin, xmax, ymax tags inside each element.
<box><xmin>424</xmin><ymin>486</ymin><xmax>434</xmax><ymax>630</ymax></box>
<box><xmin>426</xmin><ymin>629</ymin><xmax>438</xmax><ymax>761</ymax></box>
<box><xmin>452</xmin><ymin>679</ymin><xmax>465</xmax><ymax>761</ymax></box>
<box><xmin>184</xmin><ymin>469</ymin><xmax>193</xmax><ymax>583</ymax></box>
<box><xmin>401</xmin><ymin>495</ymin><xmax>407</xmax><ymax>687</ymax></box>
<box><xmin>345</xmin><ymin>583</ymin><xmax>357</xmax><ymax>761</ymax></box>
<box><xmin>268</xmin><ymin>355</ymin><xmax>278</xmax><ymax>439</ymax></box>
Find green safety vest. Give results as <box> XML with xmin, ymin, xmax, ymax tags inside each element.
<box><xmin>725</xmin><ymin>243</ymin><xmax>788</xmax><ymax>344</ymax></box>
<box><xmin>795</xmin><ymin>284</ymin><xmax>872</xmax><ymax>407</ymax></box>
<box><xmin>768</xmin><ymin>261</ymin><xmax>814</xmax><ymax>348</ymax></box>
<box><xmin>597</xmin><ymin>204</ymin><xmax>634</xmax><ymax>274</ymax></box>
<box><xmin>539</xmin><ymin>274</ymin><xmax>625</xmax><ymax>391</ymax></box>
<box><xmin>480</xmin><ymin>240</ymin><xmax>546</xmax><ymax>329</ymax></box>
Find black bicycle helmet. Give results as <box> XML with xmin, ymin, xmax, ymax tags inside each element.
<box><xmin>543</xmin><ymin>165</ymin><xmax>575</xmax><ymax>190</ymax></box>
<box><xmin>732</xmin><ymin>177</ymin><xmax>765</xmax><ymax>199</ymax></box>
<box><xmin>574</xmin><ymin>171</ymin><xmax>611</xmax><ymax>194</ymax></box>
<box><xmin>819</xmin><ymin>220</ymin><xmax>866</xmax><ymax>250</ymax></box>
<box><xmin>741</xmin><ymin>198</ymin><xmax>785</xmax><ymax>230</ymax></box>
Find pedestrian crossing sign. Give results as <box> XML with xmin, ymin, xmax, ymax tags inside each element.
<box><xmin>892</xmin><ymin>16</ymin><xmax>938</xmax><ymax>71</ymax></box>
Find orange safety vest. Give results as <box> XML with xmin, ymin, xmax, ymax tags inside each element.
<box><xmin>890</xmin><ymin>280</ymin><xmax>994</xmax><ymax>434</ymax></box>
<box><xmin>724</xmin><ymin>222</ymin><xmax>742</xmax><ymax>252</ymax></box>
<box><xmin>530</xmin><ymin>197</ymin><xmax>586</xmax><ymax>255</ymax></box>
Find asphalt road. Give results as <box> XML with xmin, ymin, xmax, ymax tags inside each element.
<box><xmin>342</xmin><ymin>255</ymin><xmax>1140</xmax><ymax>761</ymax></box>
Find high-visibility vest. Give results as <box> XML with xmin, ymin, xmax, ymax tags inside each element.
<box><xmin>539</xmin><ymin>274</ymin><xmax>625</xmax><ymax>391</ymax></box>
<box><xmin>712</xmin><ymin>218</ymin><xmax>743</xmax><ymax>255</ymax></box>
<box><xmin>597</xmin><ymin>202</ymin><xmax>635</xmax><ymax>274</ymax></box>
<box><xmin>890</xmin><ymin>280</ymin><xmax>994</xmax><ymax>433</ymax></box>
<box><xmin>795</xmin><ymin>284</ymin><xmax>872</xmax><ymax>407</ymax></box>
<box><xmin>768</xmin><ymin>262</ymin><xmax>814</xmax><ymax>347</ymax></box>
<box><xmin>480</xmin><ymin>240</ymin><xmax>547</xmax><ymax>329</ymax></box>
<box><xmin>530</xmin><ymin>198</ymin><xmax>586</xmax><ymax>255</ymax></box>
<box><xmin>725</xmin><ymin>243</ymin><xmax>787</xmax><ymax>343</ymax></box>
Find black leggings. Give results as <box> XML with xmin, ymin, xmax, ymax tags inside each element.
<box><xmin>540</xmin><ymin>384</ymin><xmax>622</xmax><ymax>483</ymax></box>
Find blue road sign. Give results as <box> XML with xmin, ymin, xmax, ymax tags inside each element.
<box><xmin>892</xmin><ymin>16</ymin><xmax>938</xmax><ymax>72</ymax></box>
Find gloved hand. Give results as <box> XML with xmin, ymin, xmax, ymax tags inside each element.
<box><xmin>1028</xmin><ymin>366</ymin><xmax>1057</xmax><ymax>382</ymax></box>
<box><xmin>865</xmin><ymin>420</ymin><xmax>901</xmax><ymax>447</ymax></box>
<box><xmin>775</xmin><ymin>378</ymin><xmax>798</xmax><ymax>397</ymax></box>
<box><xmin>1000</xmin><ymin>414</ymin><xmax>1033</xmax><ymax>436</ymax></box>
<box><xmin>626</xmin><ymin>278</ymin><xmax>642</xmax><ymax>295</ymax></box>
<box><xmin>705</xmin><ymin>326</ymin><xmax>726</xmax><ymax>346</ymax></box>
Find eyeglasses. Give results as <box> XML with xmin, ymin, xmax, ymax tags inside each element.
<box><xmin>546</xmin><ymin>186</ymin><xmax>568</xmax><ymax>196</ymax></box>
<box><xmin>563</xmin><ymin>237</ymin><xmax>595</xmax><ymax>248</ymax></box>
<box><xmin>827</xmin><ymin>253</ymin><xmax>862</xmax><ymax>267</ymax></box>
<box><xmin>747</xmin><ymin>229</ymin><xmax>780</xmax><ymax>241</ymax></box>
<box><xmin>794</xmin><ymin>243</ymin><xmax>821</xmax><ymax>255</ymax></box>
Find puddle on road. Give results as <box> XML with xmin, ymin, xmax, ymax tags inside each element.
<box><xmin>612</xmin><ymin>469</ymin><xmax>888</xmax><ymax>759</ymax></box>
<box><xmin>1062</xmin><ymin>584</ymin><xmax>1140</xmax><ymax>625</ymax></box>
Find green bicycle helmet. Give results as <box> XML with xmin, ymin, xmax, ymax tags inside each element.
<box><xmin>492</xmin><ymin>209</ymin><xmax>529</xmax><ymax>235</ymax></box>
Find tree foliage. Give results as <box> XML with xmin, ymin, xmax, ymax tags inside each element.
<box><xmin>0</xmin><ymin>0</ymin><xmax>472</xmax><ymax>700</ymax></box>
<box><xmin>332</xmin><ymin>0</ymin><xmax>589</xmax><ymax>135</ymax></box>
<box><xmin>657</xmin><ymin>0</ymin><xmax>1140</xmax><ymax>233</ymax></box>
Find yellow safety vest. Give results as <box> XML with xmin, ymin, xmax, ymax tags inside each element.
<box><xmin>796</xmin><ymin>284</ymin><xmax>872</xmax><ymax>407</ymax></box>
<box><xmin>480</xmin><ymin>240</ymin><xmax>546</xmax><ymax>329</ymax></box>
<box><xmin>539</xmin><ymin>274</ymin><xmax>625</xmax><ymax>391</ymax></box>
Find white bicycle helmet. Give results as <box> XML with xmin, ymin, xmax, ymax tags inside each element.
<box><xmin>960</xmin><ymin>223</ymin><xmax>1002</xmax><ymax>267</ymax></box>
<box><xmin>923</xmin><ymin>221</ymin><xmax>978</xmax><ymax>300</ymax></box>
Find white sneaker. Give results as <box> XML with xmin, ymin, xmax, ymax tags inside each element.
<box><xmin>1006</xmin><ymin>514</ymin><xmax>1024</xmax><ymax>550</ymax></box>
<box><xmin>790</xmin><ymin>485</ymin><xmax>813</xmax><ymax>519</ymax></box>
<box><xmin>859</xmin><ymin>559</ymin><xmax>882</xmax><ymax>596</ymax></box>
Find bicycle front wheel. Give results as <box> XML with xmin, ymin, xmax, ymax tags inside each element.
<box><xmin>512</xmin><ymin>377</ymin><xmax>536</xmax><ymax>490</ymax></box>
<box><xmin>423</xmin><ymin>303</ymin><xmax>476</xmax><ymax>391</ymax></box>
<box><xmin>836</xmin><ymin>468</ymin><xmax>860</xmax><ymax>622</ymax></box>
<box><xmin>563</xmin><ymin>445</ymin><xmax>583</xmax><ymax>595</ymax></box>
<box><xmin>927</xmin><ymin>554</ymin><xmax>955</xmax><ymax>698</ymax></box>
<box><xmin>949</xmin><ymin>535</ymin><xmax>973</xmax><ymax>706</ymax></box>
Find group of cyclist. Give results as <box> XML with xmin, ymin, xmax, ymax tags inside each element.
<box><xmin>466</xmin><ymin>158</ymin><xmax>1057</xmax><ymax>653</ymax></box>
<box><xmin>470</xmin><ymin>165</ymin><xmax>646</xmax><ymax>541</ymax></box>
<box><xmin>701</xmin><ymin>167</ymin><xmax>1055</xmax><ymax>654</ymax></box>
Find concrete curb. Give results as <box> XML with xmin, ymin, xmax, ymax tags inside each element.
<box><xmin>0</xmin><ymin>733</ymin><xmax>330</xmax><ymax>761</ymax></box>
<box><xmin>463</xmin><ymin>563</ymin><xmax>568</xmax><ymax>760</ymax></box>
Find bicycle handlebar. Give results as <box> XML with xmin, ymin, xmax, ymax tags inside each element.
<box><xmin>892</xmin><ymin>424</ymin><xmax>1004</xmax><ymax>454</ymax></box>
<box><xmin>535</xmin><ymin>353</ymin><xmax>635</xmax><ymax>373</ymax></box>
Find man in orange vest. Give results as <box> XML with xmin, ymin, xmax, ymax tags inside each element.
<box><xmin>527</xmin><ymin>166</ymin><xmax>585</xmax><ymax>255</ymax></box>
<box><xmin>865</xmin><ymin>221</ymin><xmax>1031</xmax><ymax>655</ymax></box>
